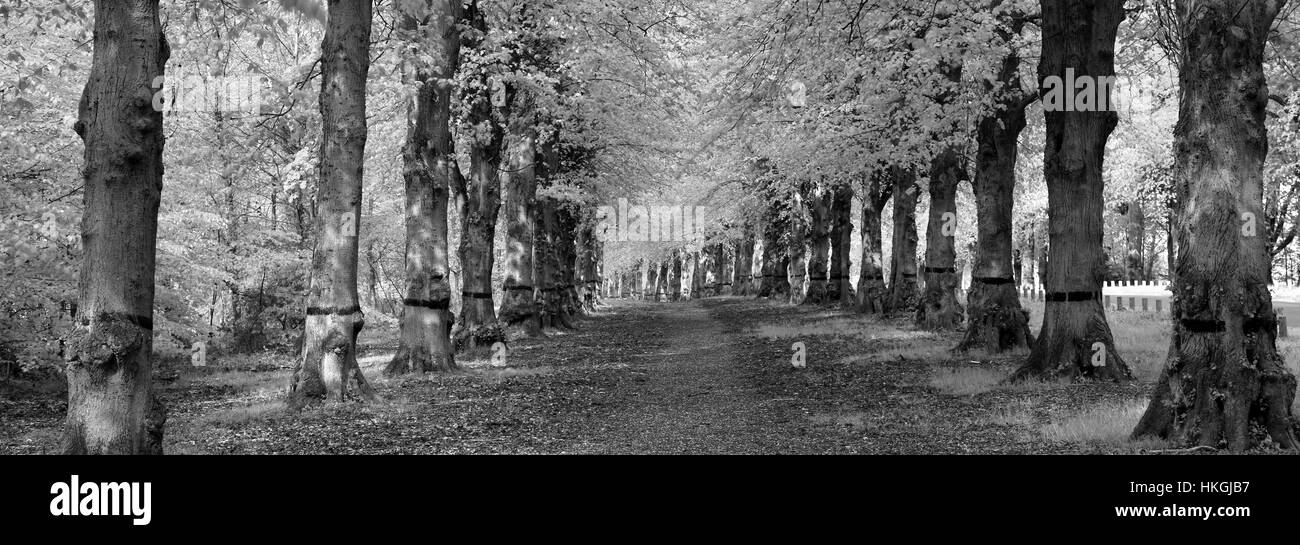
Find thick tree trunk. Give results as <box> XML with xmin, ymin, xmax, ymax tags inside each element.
<box><xmin>691</xmin><ymin>252</ymin><xmax>704</xmax><ymax>298</ymax></box>
<box><xmin>388</xmin><ymin>0</ymin><xmax>461</xmax><ymax>375</ymax></box>
<box><xmin>1132</xmin><ymin>0</ymin><xmax>1299</xmax><ymax>451</ymax></box>
<box><xmin>499</xmin><ymin>100</ymin><xmax>540</xmax><ymax>335</ymax></box>
<box><xmin>857</xmin><ymin>173</ymin><xmax>890</xmax><ymax>314</ymax></box>
<box><xmin>917</xmin><ymin>148</ymin><xmax>963</xmax><ymax>329</ymax></box>
<box><xmin>65</xmin><ymin>0</ymin><xmax>168</xmax><ymax>454</ymax></box>
<box><xmin>733</xmin><ymin>233</ymin><xmax>755</xmax><ymax>296</ymax></box>
<box><xmin>886</xmin><ymin>168</ymin><xmax>920</xmax><ymax>313</ymax></box>
<box><xmin>533</xmin><ymin>135</ymin><xmax>574</xmax><ymax>329</ymax></box>
<box><xmin>805</xmin><ymin>188</ymin><xmax>833</xmax><ymax>305</ymax></box>
<box><xmin>831</xmin><ymin>185</ymin><xmax>855</xmax><ymax>304</ymax></box>
<box><xmin>759</xmin><ymin>205</ymin><xmax>791</xmax><ymax>299</ymax></box>
<box><xmin>454</xmin><ymin>4</ymin><xmax>504</xmax><ymax>348</ymax></box>
<box><xmin>788</xmin><ymin>188</ymin><xmax>808</xmax><ymax>304</ymax></box>
<box><xmin>291</xmin><ymin>0</ymin><xmax>377</xmax><ymax>406</ymax></box>
<box><xmin>670</xmin><ymin>251</ymin><xmax>683</xmax><ymax>301</ymax></box>
<box><xmin>1012</xmin><ymin>0</ymin><xmax>1130</xmax><ymax>382</ymax></box>
<box><xmin>957</xmin><ymin>30</ymin><xmax>1034</xmax><ymax>354</ymax></box>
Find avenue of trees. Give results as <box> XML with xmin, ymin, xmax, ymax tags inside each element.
<box><xmin>2</xmin><ymin>0</ymin><xmax>1300</xmax><ymax>452</ymax></box>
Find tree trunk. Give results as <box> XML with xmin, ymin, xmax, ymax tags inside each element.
<box><xmin>1132</xmin><ymin>0</ymin><xmax>1298</xmax><ymax>451</ymax></box>
<box><xmin>387</xmin><ymin>0</ymin><xmax>462</xmax><ymax>375</ymax></box>
<box><xmin>831</xmin><ymin>185</ymin><xmax>855</xmax><ymax>304</ymax></box>
<box><xmin>957</xmin><ymin>24</ymin><xmax>1034</xmax><ymax>354</ymax></box>
<box><xmin>291</xmin><ymin>0</ymin><xmax>377</xmax><ymax>406</ymax></box>
<box><xmin>670</xmin><ymin>251</ymin><xmax>683</xmax><ymax>301</ymax></box>
<box><xmin>733</xmin><ymin>232</ymin><xmax>755</xmax><ymax>296</ymax></box>
<box><xmin>454</xmin><ymin>4</ymin><xmax>504</xmax><ymax>348</ymax></box>
<box><xmin>805</xmin><ymin>187</ymin><xmax>833</xmax><ymax>305</ymax></box>
<box><xmin>886</xmin><ymin>168</ymin><xmax>920</xmax><ymax>313</ymax></box>
<box><xmin>788</xmin><ymin>188</ymin><xmax>808</xmax><ymax>304</ymax></box>
<box><xmin>857</xmin><ymin>173</ymin><xmax>891</xmax><ymax>313</ymax></box>
<box><xmin>1012</xmin><ymin>0</ymin><xmax>1131</xmax><ymax>382</ymax></box>
<box><xmin>917</xmin><ymin>148</ymin><xmax>963</xmax><ymax>329</ymax></box>
<box><xmin>64</xmin><ymin>0</ymin><xmax>169</xmax><ymax>454</ymax></box>
<box><xmin>498</xmin><ymin>100</ymin><xmax>540</xmax><ymax>334</ymax></box>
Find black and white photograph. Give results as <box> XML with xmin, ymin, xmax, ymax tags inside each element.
<box><xmin>2</xmin><ymin>0</ymin><xmax>1299</xmax><ymax>533</ymax></box>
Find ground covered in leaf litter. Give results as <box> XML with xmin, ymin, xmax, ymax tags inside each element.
<box><xmin>2</xmin><ymin>298</ymin><xmax>1156</xmax><ymax>455</ymax></box>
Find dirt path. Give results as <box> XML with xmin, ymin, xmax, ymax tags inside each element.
<box><xmin>555</xmin><ymin>299</ymin><xmax>854</xmax><ymax>454</ymax></box>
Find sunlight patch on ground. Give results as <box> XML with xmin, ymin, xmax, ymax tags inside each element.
<box><xmin>753</xmin><ymin>318</ymin><xmax>941</xmax><ymax>343</ymax></box>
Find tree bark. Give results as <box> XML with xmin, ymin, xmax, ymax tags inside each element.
<box><xmin>957</xmin><ymin>23</ymin><xmax>1034</xmax><ymax>354</ymax></box>
<box><xmin>1132</xmin><ymin>0</ymin><xmax>1298</xmax><ymax>451</ymax></box>
<box><xmin>1011</xmin><ymin>0</ymin><xmax>1132</xmax><ymax>382</ymax></box>
<box><xmin>857</xmin><ymin>172</ymin><xmax>891</xmax><ymax>313</ymax></box>
<box><xmin>805</xmin><ymin>187</ymin><xmax>834</xmax><ymax>305</ymax></box>
<box><xmin>788</xmin><ymin>187</ymin><xmax>809</xmax><ymax>304</ymax></box>
<box><xmin>291</xmin><ymin>0</ymin><xmax>377</xmax><ymax>406</ymax></box>
<box><xmin>886</xmin><ymin>168</ymin><xmax>920</xmax><ymax>313</ymax></box>
<box><xmin>733</xmin><ymin>232</ymin><xmax>755</xmax><ymax>296</ymax></box>
<box><xmin>388</xmin><ymin>0</ymin><xmax>462</xmax><ymax>375</ymax></box>
<box><xmin>831</xmin><ymin>185</ymin><xmax>855</xmax><ymax>304</ymax></box>
<box><xmin>454</xmin><ymin>0</ymin><xmax>503</xmax><ymax>347</ymax></box>
<box><xmin>917</xmin><ymin>149</ymin><xmax>963</xmax><ymax>329</ymax></box>
<box><xmin>64</xmin><ymin>0</ymin><xmax>169</xmax><ymax>454</ymax></box>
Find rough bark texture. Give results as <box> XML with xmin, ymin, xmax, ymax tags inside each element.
<box><xmin>64</xmin><ymin>0</ymin><xmax>169</xmax><ymax>454</ymax></box>
<box><xmin>805</xmin><ymin>188</ymin><xmax>833</xmax><ymax>305</ymax></box>
<box><xmin>499</xmin><ymin>83</ymin><xmax>540</xmax><ymax>335</ymax></box>
<box><xmin>917</xmin><ymin>148</ymin><xmax>963</xmax><ymax>329</ymax></box>
<box><xmin>387</xmin><ymin>0</ymin><xmax>462</xmax><ymax>375</ymax></box>
<box><xmin>1132</xmin><ymin>0</ymin><xmax>1299</xmax><ymax>451</ymax></box>
<box><xmin>1011</xmin><ymin>0</ymin><xmax>1131</xmax><ymax>382</ymax></box>
<box><xmin>291</xmin><ymin>0</ymin><xmax>378</xmax><ymax>406</ymax></box>
<box><xmin>534</xmin><ymin>135</ymin><xmax>574</xmax><ymax>329</ymax></box>
<box><xmin>733</xmin><ymin>232</ymin><xmax>755</xmax><ymax>296</ymax></box>
<box><xmin>454</xmin><ymin>2</ymin><xmax>503</xmax><ymax>348</ymax></box>
<box><xmin>787</xmin><ymin>188</ymin><xmax>808</xmax><ymax>305</ymax></box>
<box><xmin>857</xmin><ymin>172</ymin><xmax>891</xmax><ymax>314</ymax></box>
<box><xmin>670</xmin><ymin>251</ymin><xmax>683</xmax><ymax>301</ymax></box>
<box><xmin>830</xmin><ymin>185</ymin><xmax>855</xmax><ymax>304</ymax></box>
<box><xmin>886</xmin><ymin>168</ymin><xmax>920</xmax><ymax>313</ymax></box>
<box><xmin>956</xmin><ymin>23</ymin><xmax>1034</xmax><ymax>354</ymax></box>
<box><xmin>759</xmin><ymin>202</ymin><xmax>791</xmax><ymax>299</ymax></box>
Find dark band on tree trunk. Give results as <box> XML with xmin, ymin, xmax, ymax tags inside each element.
<box><xmin>923</xmin><ymin>266</ymin><xmax>957</xmax><ymax>274</ymax></box>
<box><xmin>462</xmin><ymin>291</ymin><xmax>493</xmax><ymax>299</ymax></box>
<box><xmin>1181</xmin><ymin>318</ymin><xmax>1226</xmax><ymax>333</ymax></box>
<box><xmin>504</xmin><ymin>285</ymin><xmax>534</xmax><ymax>291</ymax></box>
<box><xmin>972</xmin><ymin>276</ymin><xmax>1015</xmax><ymax>285</ymax></box>
<box><xmin>1243</xmin><ymin>316</ymin><xmax>1277</xmax><ymax>334</ymax></box>
<box><xmin>402</xmin><ymin>298</ymin><xmax>450</xmax><ymax>310</ymax></box>
<box><xmin>901</xmin><ymin>273</ymin><xmax>918</xmax><ymax>278</ymax></box>
<box><xmin>306</xmin><ymin>305</ymin><xmax>363</xmax><ymax>316</ymax></box>
<box><xmin>1044</xmin><ymin>291</ymin><xmax>1099</xmax><ymax>302</ymax></box>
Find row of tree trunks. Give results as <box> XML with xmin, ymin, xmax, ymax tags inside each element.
<box><xmin>1012</xmin><ymin>0</ymin><xmax>1130</xmax><ymax>382</ymax></box>
<box><xmin>886</xmin><ymin>168</ymin><xmax>920</xmax><ymax>313</ymax></box>
<box><xmin>957</xmin><ymin>18</ymin><xmax>1033</xmax><ymax>354</ymax></box>
<box><xmin>758</xmin><ymin>200</ymin><xmax>791</xmax><ymax>298</ymax></box>
<box><xmin>388</xmin><ymin>0</ymin><xmax>463</xmax><ymax>375</ymax></box>
<box><xmin>1132</xmin><ymin>0</ymin><xmax>1299</xmax><ymax>451</ymax></box>
<box><xmin>857</xmin><ymin>172</ymin><xmax>891</xmax><ymax>313</ymax></box>
<box><xmin>290</xmin><ymin>0</ymin><xmax>377</xmax><ymax>407</ymax></box>
<box><xmin>498</xmin><ymin>116</ymin><xmax>540</xmax><ymax>336</ymax></box>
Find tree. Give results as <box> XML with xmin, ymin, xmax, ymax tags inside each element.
<box><xmin>857</xmin><ymin>171</ymin><xmax>892</xmax><ymax>313</ymax></box>
<box><xmin>956</xmin><ymin>15</ymin><xmax>1034</xmax><ymax>354</ymax></box>
<box><xmin>1132</xmin><ymin>0</ymin><xmax>1299</xmax><ymax>451</ymax></box>
<box><xmin>290</xmin><ymin>0</ymin><xmax>377</xmax><ymax>405</ymax></box>
<box><xmin>387</xmin><ymin>0</ymin><xmax>463</xmax><ymax>375</ymax></box>
<box><xmin>1010</xmin><ymin>0</ymin><xmax>1131</xmax><ymax>382</ymax></box>
<box><xmin>886</xmin><ymin>168</ymin><xmax>920</xmax><ymax>313</ymax></box>
<box><xmin>63</xmin><ymin>0</ymin><xmax>168</xmax><ymax>454</ymax></box>
<box><xmin>916</xmin><ymin>58</ymin><xmax>965</xmax><ymax>330</ymax></box>
<box><xmin>454</xmin><ymin>0</ymin><xmax>505</xmax><ymax>348</ymax></box>
<box><xmin>829</xmin><ymin>184</ymin><xmax>854</xmax><ymax>304</ymax></box>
